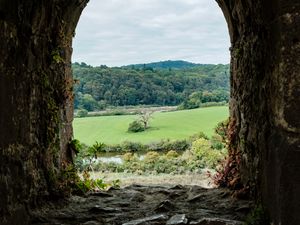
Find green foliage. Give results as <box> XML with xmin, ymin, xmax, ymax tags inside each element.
<box><xmin>92</xmin><ymin>149</ymin><xmax>203</xmax><ymax>175</ymax></box>
<box><xmin>128</xmin><ymin>120</ymin><xmax>145</xmax><ymax>133</ymax></box>
<box><xmin>122</xmin><ymin>152</ymin><xmax>136</xmax><ymax>162</ymax></box>
<box><xmin>166</xmin><ymin>150</ymin><xmax>179</xmax><ymax>158</ymax></box>
<box><xmin>53</xmin><ymin>163</ymin><xmax>80</xmax><ymax>196</ymax></box>
<box><xmin>144</xmin><ymin>151</ymin><xmax>160</xmax><ymax>163</ymax></box>
<box><xmin>191</xmin><ymin>138</ymin><xmax>225</xmax><ymax>168</ymax></box>
<box><xmin>75</xmin><ymin>171</ymin><xmax>120</xmax><ymax>194</ymax></box>
<box><xmin>121</xmin><ymin>141</ymin><xmax>146</xmax><ymax>152</ymax></box>
<box><xmin>189</xmin><ymin>131</ymin><xmax>209</xmax><ymax>141</ymax></box>
<box><xmin>77</xmin><ymin>109</ymin><xmax>88</xmax><ymax>117</ymax></box>
<box><xmin>72</xmin><ymin>62</ymin><xmax>229</xmax><ymax>111</ymax></box>
<box><xmin>90</xmin><ymin>137</ymin><xmax>227</xmax><ymax>175</ymax></box>
<box><xmin>69</xmin><ymin>139</ymin><xmax>82</xmax><ymax>154</ymax></box>
<box><xmin>147</xmin><ymin>139</ymin><xmax>190</xmax><ymax>152</ymax></box>
<box><xmin>51</xmin><ymin>49</ymin><xmax>64</xmax><ymax>63</ymax></box>
<box><xmin>88</xmin><ymin>141</ymin><xmax>106</xmax><ymax>158</ymax></box>
<box><xmin>178</xmin><ymin>90</ymin><xmax>229</xmax><ymax>110</ymax></box>
<box><xmin>215</xmin><ymin>118</ymin><xmax>229</xmax><ymax>143</ymax></box>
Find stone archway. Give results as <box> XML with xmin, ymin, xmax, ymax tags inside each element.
<box><xmin>0</xmin><ymin>0</ymin><xmax>299</xmax><ymax>224</ymax></box>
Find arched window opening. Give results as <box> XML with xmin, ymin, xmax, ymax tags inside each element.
<box><xmin>72</xmin><ymin>0</ymin><xmax>231</xmax><ymax>188</ymax></box>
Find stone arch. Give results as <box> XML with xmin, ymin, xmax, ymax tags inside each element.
<box><xmin>0</xmin><ymin>0</ymin><xmax>299</xmax><ymax>224</ymax></box>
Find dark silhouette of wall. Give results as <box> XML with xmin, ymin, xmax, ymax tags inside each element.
<box><xmin>218</xmin><ymin>0</ymin><xmax>300</xmax><ymax>224</ymax></box>
<box><xmin>0</xmin><ymin>0</ymin><xmax>299</xmax><ymax>224</ymax></box>
<box><xmin>0</xmin><ymin>1</ymin><xmax>88</xmax><ymax>224</ymax></box>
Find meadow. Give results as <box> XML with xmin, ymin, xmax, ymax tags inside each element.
<box><xmin>73</xmin><ymin>106</ymin><xmax>229</xmax><ymax>145</ymax></box>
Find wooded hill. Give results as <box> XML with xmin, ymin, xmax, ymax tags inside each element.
<box><xmin>72</xmin><ymin>61</ymin><xmax>230</xmax><ymax>111</ymax></box>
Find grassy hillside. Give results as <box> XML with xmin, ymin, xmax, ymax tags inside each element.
<box><xmin>73</xmin><ymin>106</ymin><xmax>229</xmax><ymax>145</ymax></box>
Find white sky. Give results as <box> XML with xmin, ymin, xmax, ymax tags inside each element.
<box><xmin>72</xmin><ymin>0</ymin><xmax>230</xmax><ymax>67</ymax></box>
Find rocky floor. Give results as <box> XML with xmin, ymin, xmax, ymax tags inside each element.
<box><xmin>31</xmin><ymin>185</ymin><xmax>253</xmax><ymax>225</ymax></box>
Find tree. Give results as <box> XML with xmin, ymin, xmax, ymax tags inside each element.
<box><xmin>138</xmin><ymin>110</ymin><xmax>154</xmax><ymax>129</ymax></box>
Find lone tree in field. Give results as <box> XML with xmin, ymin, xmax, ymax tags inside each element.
<box><xmin>139</xmin><ymin>110</ymin><xmax>154</xmax><ymax>130</ymax></box>
<box><xmin>128</xmin><ymin>110</ymin><xmax>154</xmax><ymax>133</ymax></box>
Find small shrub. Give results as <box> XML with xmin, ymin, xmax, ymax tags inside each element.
<box><xmin>123</xmin><ymin>152</ymin><xmax>135</xmax><ymax>162</ymax></box>
<box><xmin>88</xmin><ymin>141</ymin><xmax>106</xmax><ymax>158</ymax></box>
<box><xmin>189</xmin><ymin>131</ymin><xmax>209</xmax><ymax>142</ymax></box>
<box><xmin>164</xmin><ymin>140</ymin><xmax>190</xmax><ymax>151</ymax></box>
<box><xmin>77</xmin><ymin>109</ymin><xmax>88</xmax><ymax>117</ymax></box>
<box><xmin>75</xmin><ymin>171</ymin><xmax>121</xmax><ymax>194</ymax></box>
<box><xmin>144</xmin><ymin>151</ymin><xmax>160</xmax><ymax>163</ymax></box>
<box><xmin>191</xmin><ymin>138</ymin><xmax>224</xmax><ymax>168</ymax></box>
<box><xmin>122</xmin><ymin>141</ymin><xmax>146</xmax><ymax>152</ymax></box>
<box><xmin>128</xmin><ymin>120</ymin><xmax>145</xmax><ymax>132</ymax></box>
<box><xmin>148</xmin><ymin>139</ymin><xmax>190</xmax><ymax>152</ymax></box>
<box><xmin>69</xmin><ymin>139</ymin><xmax>82</xmax><ymax>154</ymax></box>
<box><xmin>166</xmin><ymin>150</ymin><xmax>179</xmax><ymax>158</ymax></box>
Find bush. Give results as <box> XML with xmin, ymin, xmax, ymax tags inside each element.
<box><xmin>128</xmin><ymin>120</ymin><xmax>145</xmax><ymax>132</ymax></box>
<box><xmin>191</xmin><ymin>138</ymin><xmax>225</xmax><ymax>168</ymax></box>
<box><xmin>77</xmin><ymin>109</ymin><xmax>88</xmax><ymax>117</ymax></box>
<box><xmin>166</xmin><ymin>150</ymin><xmax>179</xmax><ymax>158</ymax></box>
<box><xmin>189</xmin><ymin>131</ymin><xmax>209</xmax><ymax>141</ymax></box>
<box><xmin>123</xmin><ymin>152</ymin><xmax>135</xmax><ymax>162</ymax></box>
<box><xmin>144</xmin><ymin>151</ymin><xmax>160</xmax><ymax>163</ymax></box>
<box><xmin>122</xmin><ymin>141</ymin><xmax>146</xmax><ymax>152</ymax></box>
<box><xmin>147</xmin><ymin>139</ymin><xmax>190</xmax><ymax>152</ymax></box>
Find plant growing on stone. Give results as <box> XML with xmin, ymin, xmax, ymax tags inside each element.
<box><xmin>75</xmin><ymin>170</ymin><xmax>121</xmax><ymax>194</ymax></box>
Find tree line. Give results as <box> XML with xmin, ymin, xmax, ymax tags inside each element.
<box><xmin>72</xmin><ymin>61</ymin><xmax>230</xmax><ymax>111</ymax></box>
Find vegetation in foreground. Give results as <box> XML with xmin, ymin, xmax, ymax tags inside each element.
<box><xmin>74</xmin><ymin>120</ymin><xmax>229</xmax><ymax>183</ymax></box>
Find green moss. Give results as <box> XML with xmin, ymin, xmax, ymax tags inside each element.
<box><xmin>51</xmin><ymin>49</ymin><xmax>64</xmax><ymax>63</ymax></box>
<box><xmin>69</xmin><ymin>139</ymin><xmax>82</xmax><ymax>154</ymax></box>
<box><xmin>234</xmin><ymin>47</ymin><xmax>243</xmax><ymax>58</ymax></box>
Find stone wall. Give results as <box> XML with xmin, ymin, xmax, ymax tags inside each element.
<box><xmin>217</xmin><ymin>0</ymin><xmax>300</xmax><ymax>224</ymax></box>
<box><xmin>0</xmin><ymin>1</ymin><xmax>87</xmax><ymax>224</ymax></box>
<box><xmin>0</xmin><ymin>0</ymin><xmax>299</xmax><ymax>224</ymax></box>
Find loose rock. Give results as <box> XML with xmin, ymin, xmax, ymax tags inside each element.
<box><xmin>189</xmin><ymin>217</ymin><xmax>243</xmax><ymax>225</ymax></box>
<box><xmin>166</xmin><ymin>214</ymin><xmax>188</xmax><ymax>225</ymax></box>
<box><xmin>122</xmin><ymin>214</ymin><xmax>168</xmax><ymax>225</ymax></box>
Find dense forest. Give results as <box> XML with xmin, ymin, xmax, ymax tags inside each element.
<box><xmin>72</xmin><ymin>61</ymin><xmax>230</xmax><ymax>112</ymax></box>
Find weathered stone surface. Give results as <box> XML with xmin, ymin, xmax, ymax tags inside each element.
<box><xmin>155</xmin><ymin>200</ymin><xmax>176</xmax><ymax>212</ymax></box>
<box><xmin>0</xmin><ymin>1</ymin><xmax>88</xmax><ymax>224</ymax></box>
<box><xmin>166</xmin><ymin>214</ymin><xmax>188</xmax><ymax>225</ymax></box>
<box><xmin>122</xmin><ymin>214</ymin><xmax>168</xmax><ymax>225</ymax></box>
<box><xmin>31</xmin><ymin>185</ymin><xmax>252</xmax><ymax>225</ymax></box>
<box><xmin>189</xmin><ymin>217</ymin><xmax>243</xmax><ymax>225</ymax></box>
<box><xmin>217</xmin><ymin>0</ymin><xmax>300</xmax><ymax>224</ymax></box>
<box><xmin>89</xmin><ymin>205</ymin><xmax>121</xmax><ymax>214</ymax></box>
<box><xmin>82</xmin><ymin>221</ymin><xmax>101</xmax><ymax>225</ymax></box>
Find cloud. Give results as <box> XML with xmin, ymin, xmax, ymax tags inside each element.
<box><xmin>72</xmin><ymin>0</ymin><xmax>230</xmax><ymax>66</ymax></box>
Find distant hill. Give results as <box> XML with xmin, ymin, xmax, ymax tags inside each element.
<box><xmin>123</xmin><ymin>60</ymin><xmax>202</xmax><ymax>69</ymax></box>
<box><xmin>72</xmin><ymin>61</ymin><xmax>230</xmax><ymax>112</ymax></box>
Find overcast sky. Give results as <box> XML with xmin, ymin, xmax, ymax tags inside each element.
<box><xmin>72</xmin><ymin>0</ymin><xmax>230</xmax><ymax>67</ymax></box>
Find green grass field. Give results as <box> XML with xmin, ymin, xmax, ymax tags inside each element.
<box><xmin>73</xmin><ymin>106</ymin><xmax>229</xmax><ymax>145</ymax></box>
